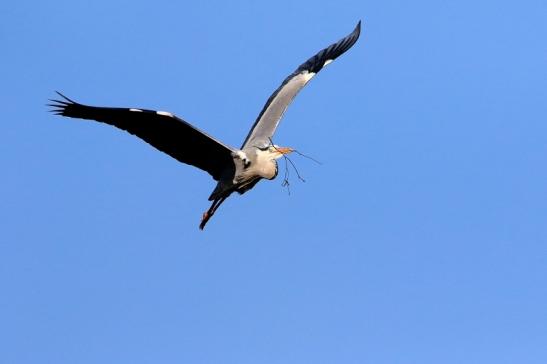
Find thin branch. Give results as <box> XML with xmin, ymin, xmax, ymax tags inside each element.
<box><xmin>269</xmin><ymin>138</ymin><xmax>320</xmax><ymax>195</ymax></box>
<box><xmin>292</xmin><ymin>149</ymin><xmax>323</xmax><ymax>165</ymax></box>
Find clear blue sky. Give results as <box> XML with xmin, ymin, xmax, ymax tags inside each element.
<box><xmin>2</xmin><ymin>0</ymin><xmax>546</xmax><ymax>363</ymax></box>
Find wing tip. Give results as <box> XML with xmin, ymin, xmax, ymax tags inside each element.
<box><xmin>349</xmin><ymin>20</ymin><xmax>362</xmax><ymax>44</ymax></box>
<box><xmin>54</xmin><ymin>90</ymin><xmax>77</xmax><ymax>103</ymax></box>
<box><xmin>48</xmin><ymin>91</ymin><xmax>77</xmax><ymax>116</ymax></box>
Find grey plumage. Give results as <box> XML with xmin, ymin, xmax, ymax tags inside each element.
<box><xmin>49</xmin><ymin>21</ymin><xmax>362</xmax><ymax>229</ymax></box>
<box><xmin>242</xmin><ymin>21</ymin><xmax>361</xmax><ymax>148</ymax></box>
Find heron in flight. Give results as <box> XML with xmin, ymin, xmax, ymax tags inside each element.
<box><xmin>50</xmin><ymin>21</ymin><xmax>361</xmax><ymax>229</ymax></box>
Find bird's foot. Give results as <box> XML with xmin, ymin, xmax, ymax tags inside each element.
<box><xmin>199</xmin><ymin>211</ymin><xmax>210</xmax><ymax>230</ymax></box>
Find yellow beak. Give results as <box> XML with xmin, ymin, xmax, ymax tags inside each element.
<box><xmin>275</xmin><ymin>146</ymin><xmax>294</xmax><ymax>155</ymax></box>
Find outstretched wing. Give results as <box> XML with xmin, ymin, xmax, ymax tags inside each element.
<box><xmin>241</xmin><ymin>21</ymin><xmax>361</xmax><ymax>148</ymax></box>
<box><xmin>49</xmin><ymin>92</ymin><xmax>235</xmax><ymax>181</ymax></box>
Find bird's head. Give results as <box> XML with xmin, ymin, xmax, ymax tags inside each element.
<box><xmin>269</xmin><ymin>145</ymin><xmax>294</xmax><ymax>159</ymax></box>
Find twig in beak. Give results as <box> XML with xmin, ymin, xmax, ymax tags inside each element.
<box><xmin>269</xmin><ymin>138</ymin><xmax>317</xmax><ymax>195</ymax></box>
<box><xmin>292</xmin><ymin>149</ymin><xmax>322</xmax><ymax>165</ymax></box>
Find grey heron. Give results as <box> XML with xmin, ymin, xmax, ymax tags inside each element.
<box><xmin>49</xmin><ymin>21</ymin><xmax>361</xmax><ymax>229</ymax></box>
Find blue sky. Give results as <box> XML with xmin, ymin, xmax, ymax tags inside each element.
<box><xmin>2</xmin><ymin>0</ymin><xmax>547</xmax><ymax>363</ymax></box>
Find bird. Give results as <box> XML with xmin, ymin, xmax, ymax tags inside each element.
<box><xmin>49</xmin><ymin>21</ymin><xmax>361</xmax><ymax>230</ymax></box>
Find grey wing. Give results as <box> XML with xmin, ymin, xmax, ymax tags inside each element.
<box><xmin>241</xmin><ymin>21</ymin><xmax>361</xmax><ymax>148</ymax></box>
<box><xmin>49</xmin><ymin>92</ymin><xmax>235</xmax><ymax>181</ymax></box>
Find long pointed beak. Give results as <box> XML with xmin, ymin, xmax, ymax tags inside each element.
<box><xmin>276</xmin><ymin>146</ymin><xmax>293</xmax><ymax>155</ymax></box>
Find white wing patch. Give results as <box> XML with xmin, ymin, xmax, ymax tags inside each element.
<box><xmin>302</xmin><ymin>70</ymin><xmax>316</xmax><ymax>82</ymax></box>
<box><xmin>323</xmin><ymin>59</ymin><xmax>334</xmax><ymax>67</ymax></box>
<box><xmin>129</xmin><ymin>108</ymin><xmax>143</xmax><ymax>112</ymax></box>
<box><xmin>232</xmin><ymin>150</ymin><xmax>248</xmax><ymax>160</ymax></box>
<box><xmin>156</xmin><ymin>111</ymin><xmax>174</xmax><ymax>117</ymax></box>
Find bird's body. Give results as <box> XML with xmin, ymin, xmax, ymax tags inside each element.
<box><xmin>50</xmin><ymin>21</ymin><xmax>361</xmax><ymax>229</ymax></box>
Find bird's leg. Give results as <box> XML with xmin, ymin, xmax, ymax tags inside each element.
<box><xmin>199</xmin><ymin>196</ymin><xmax>228</xmax><ymax>230</ymax></box>
<box><xmin>200</xmin><ymin>204</ymin><xmax>215</xmax><ymax>230</ymax></box>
